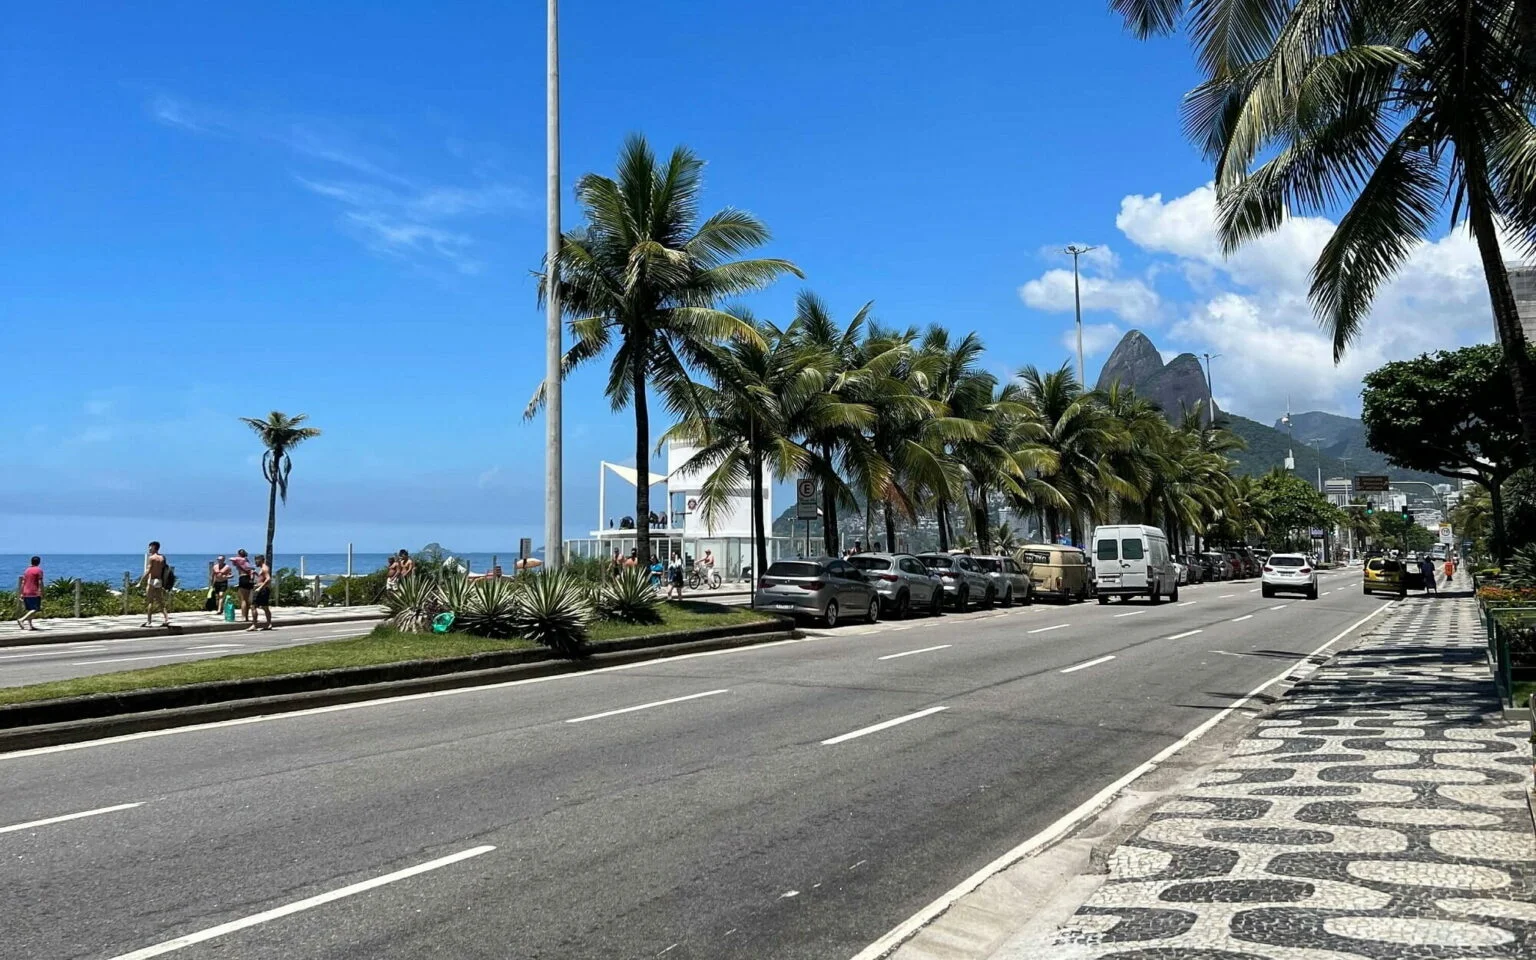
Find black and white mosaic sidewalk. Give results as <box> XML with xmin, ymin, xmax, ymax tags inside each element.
<box><xmin>1048</xmin><ymin>593</ymin><xmax>1536</xmax><ymax>959</ymax></box>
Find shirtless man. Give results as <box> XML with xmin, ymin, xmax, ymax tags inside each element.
<box><xmin>210</xmin><ymin>555</ymin><xmax>233</xmax><ymax>615</ymax></box>
<box><xmin>141</xmin><ymin>541</ymin><xmax>170</xmax><ymax>627</ymax></box>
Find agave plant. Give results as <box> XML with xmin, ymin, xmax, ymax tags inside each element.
<box><xmin>436</xmin><ymin>574</ymin><xmax>475</xmax><ymax>621</ymax></box>
<box><xmin>384</xmin><ymin>575</ymin><xmax>441</xmax><ymax>633</ymax></box>
<box><xmin>1504</xmin><ymin>547</ymin><xmax>1536</xmax><ymax>589</ymax></box>
<box><xmin>595</xmin><ymin>566</ymin><xmax>662</xmax><ymax>624</ymax></box>
<box><xmin>513</xmin><ymin>570</ymin><xmax>593</xmax><ymax>657</ymax></box>
<box><xmin>457</xmin><ymin>578</ymin><xmax>522</xmax><ymax>639</ymax></box>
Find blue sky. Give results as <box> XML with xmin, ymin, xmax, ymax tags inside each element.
<box><xmin>1</xmin><ymin>1</ymin><xmax>1499</xmax><ymax>553</ymax></box>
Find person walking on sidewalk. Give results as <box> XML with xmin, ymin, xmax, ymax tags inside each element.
<box><xmin>230</xmin><ymin>549</ymin><xmax>255</xmax><ymax>623</ymax></box>
<box><xmin>1419</xmin><ymin>555</ymin><xmax>1437</xmax><ymax>594</ymax></box>
<box><xmin>210</xmin><ymin>555</ymin><xmax>233</xmax><ymax>614</ymax></box>
<box><xmin>248</xmin><ymin>555</ymin><xmax>273</xmax><ymax>631</ymax></box>
<box><xmin>16</xmin><ymin>556</ymin><xmax>43</xmax><ymax>630</ymax></box>
<box><xmin>140</xmin><ymin>541</ymin><xmax>171</xmax><ymax>627</ymax></box>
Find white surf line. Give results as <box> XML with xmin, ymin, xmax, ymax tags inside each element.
<box><xmin>877</xmin><ymin>645</ymin><xmax>952</xmax><ymax>661</ymax></box>
<box><xmin>107</xmin><ymin>845</ymin><xmax>495</xmax><ymax>959</ymax></box>
<box><xmin>1060</xmin><ymin>655</ymin><xmax>1115</xmax><ymax>674</ymax></box>
<box><xmin>822</xmin><ymin>706</ymin><xmax>948</xmax><ymax>746</ymax></box>
<box><xmin>1231</xmin><ymin>614</ymin><xmax>1254</xmax><ymax>623</ymax></box>
<box><xmin>847</xmin><ymin>601</ymin><xmax>1394</xmax><ymax>960</ymax></box>
<box><xmin>1164</xmin><ymin>629</ymin><xmax>1203</xmax><ymax>640</ymax></box>
<box><xmin>0</xmin><ymin>802</ymin><xmax>142</xmax><ymax>835</ymax></box>
<box><xmin>1112</xmin><ymin>610</ymin><xmax>1145</xmax><ymax>618</ymax></box>
<box><xmin>0</xmin><ymin>636</ymin><xmax>815</xmax><ymax>763</ymax></box>
<box><xmin>1026</xmin><ymin>624</ymin><xmax>1070</xmax><ymax>635</ymax></box>
<box><xmin>565</xmin><ymin>689</ymin><xmax>729</xmax><ymax>724</ymax></box>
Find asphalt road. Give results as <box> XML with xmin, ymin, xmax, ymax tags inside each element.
<box><xmin>0</xmin><ymin>618</ymin><xmax>382</xmax><ymax>688</ymax></box>
<box><xmin>0</xmin><ymin>569</ymin><xmax>1385</xmax><ymax>960</ymax></box>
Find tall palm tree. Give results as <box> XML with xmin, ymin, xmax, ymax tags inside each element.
<box><xmin>1016</xmin><ymin>364</ymin><xmax>1133</xmax><ymax>544</ymax></box>
<box><xmin>915</xmin><ymin>328</ymin><xmax>1000</xmax><ymax>551</ymax></box>
<box><xmin>239</xmin><ymin>412</ymin><xmax>321</xmax><ymax>573</ymax></box>
<box><xmin>1114</xmin><ymin>0</ymin><xmax>1536</xmax><ymax>456</ymax></box>
<box><xmin>529</xmin><ymin>135</ymin><xmax>801</xmax><ymax>564</ymax></box>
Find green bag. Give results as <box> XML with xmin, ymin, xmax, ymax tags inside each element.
<box><xmin>431</xmin><ymin>612</ymin><xmax>456</xmax><ymax>634</ymax></box>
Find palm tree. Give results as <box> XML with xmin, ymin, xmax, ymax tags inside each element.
<box><xmin>1114</xmin><ymin>0</ymin><xmax>1536</xmax><ymax>456</ymax></box>
<box><xmin>1016</xmin><ymin>364</ymin><xmax>1132</xmax><ymax>544</ymax></box>
<box><xmin>530</xmin><ymin>135</ymin><xmax>801</xmax><ymax>564</ymax></box>
<box><xmin>239</xmin><ymin>412</ymin><xmax>322</xmax><ymax>573</ymax></box>
<box><xmin>914</xmin><ymin>328</ymin><xmax>1000</xmax><ymax>551</ymax></box>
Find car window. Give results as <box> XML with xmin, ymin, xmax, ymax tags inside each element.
<box><xmin>955</xmin><ymin>557</ymin><xmax>974</xmax><ymax>571</ymax></box>
<box><xmin>1270</xmin><ymin>556</ymin><xmax>1305</xmax><ymax>567</ymax></box>
<box><xmin>848</xmin><ymin>556</ymin><xmax>890</xmax><ymax>571</ymax></box>
<box><xmin>766</xmin><ymin>561</ymin><xmax>822</xmax><ymax>578</ymax></box>
<box><xmin>1096</xmin><ymin>540</ymin><xmax>1118</xmax><ymax>561</ymax></box>
<box><xmin>974</xmin><ymin>558</ymin><xmax>1002</xmax><ymax>573</ymax></box>
<box><xmin>900</xmin><ymin>558</ymin><xmax>923</xmax><ymax>575</ymax></box>
<box><xmin>919</xmin><ymin>555</ymin><xmax>953</xmax><ymax>570</ymax></box>
<box><xmin>827</xmin><ymin>560</ymin><xmax>856</xmax><ymax>579</ymax></box>
<box><xmin>1121</xmin><ymin>539</ymin><xmax>1145</xmax><ymax>560</ymax></box>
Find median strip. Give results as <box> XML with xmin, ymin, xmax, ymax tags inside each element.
<box><xmin>564</xmin><ymin>689</ymin><xmax>729</xmax><ymax>724</ymax></box>
<box><xmin>1060</xmin><ymin>655</ymin><xmax>1115</xmax><ymax>674</ymax></box>
<box><xmin>822</xmin><ymin>706</ymin><xmax>947</xmax><ymax>745</ymax></box>
<box><xmin>877</xmin><ymin>645</ymin><xmax>952</xmax><ymax>661</ymax></box>
<box><xmin>0</xmin><ymin>801</ymin><xmax>142</xmax><ymax>835</ymax></box>
<box><xmin>106</xmin><ymin>845</ymin><xmax>496</xmax><ymax>959</ymax></box>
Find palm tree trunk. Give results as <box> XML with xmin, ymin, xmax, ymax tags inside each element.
<box><xmin>1466</xmin><ymin>166</ymin><xmax>1536</xmax><ymax>464</ymax></box>
<box><xmin>751</xmin><ymin>452</ymin><xmax>768</xmax><ymax>579</ymax></box>
<box><xmin>264</xmin><ymin>474</ymin><xmax>278</xmax><ymax>572</ymax></box>
<box><xmin>971</xmin><ymin>488</ymin><xmax>991</xmax><ymax>553</ymax></box>
<box><xmin>1487</xmin><ymin>476</ymin><xmax>1508</xmax><ymax>565</ymax></box>
<box><xmin>884</xmin><ymin>502</ymin><xmax>897</xmax><ymax>551</ymax></box>
<box><xmin>633</xmin><ymin>361</ymin><xmax>651</xmax><ymax>566</ymax></box>
<box><xmin>937</xmin><ymin>499</ymin><xmax>951</xmax><ymax>552</ymax></box>
<box><xmin>820</xmin><ymin>445</ymin><xmax>839</xmax><ymax>556</ymax></box>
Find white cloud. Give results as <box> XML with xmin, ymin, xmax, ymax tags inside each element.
<box><xmin>1019</xmin><ymin>269</ymin><xmax>1161</xmax><ymax>323</ymax></box>
<box><xmin>1059</xmin><ymin>322</ymin><xmax>1125</xmax><ymax>357</ymax></box>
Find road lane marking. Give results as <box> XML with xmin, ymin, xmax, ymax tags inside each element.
<box><xmin>1231</xmin><ymin>614</ymin><xmax>1254</xmax><ymax>622</ymax></box>
<box><xmin>1248</xmin><ymin>588</ymin><xmax>1259</xmax><ymax>593</ymax></box>
<box><xmin>188</xmin><ymin>644</ymin><xmax>245</xmax><ymax>651</ymax></box>
<box><xmin>878</xmin><ymin>645</ymin><xmax>952</xmax><ymax>661</ymax></box>
<box><xmin>565</xmin><ymin>689</ymin><xmax>729</xmax><ymax>724</ymax></box>
<box><xmin>1027</xmin><ymin>624</ymin><xmax>1070</xmax><ymax>634</ymax></box>
<box><xmin>1323</xmin><ymin>591</ymin><xmax>1332</xmax><ymax>596</ymax></box>
<box><xmin>1165</xmin><ymin>629</ymin><xmax>1203</xmax><ymax>640</ymax></box>
<box><xmin>0</xmin><ymin>802</ymin><xmax>142</xmax><ymax>835</ymax></box>
<box><xmin>1060</xmin><ymin>655</ymin><xmax>1115</xmax><ymax>674</ymax></box>
<box><xmin>1112</xmin><ymin>610</ymin><xmax>1145</xmax><ymax>618</ymax></box>
<box><xmin>70</xmin><ymin>654</ymin><xmax>219</xmax><ymax>665</ymax></box>
<box><xmin>848</xmin><ymin>601</ymin><xmax>1395</xmax><ymax>960</ymax></box>
<box><xmin>1269</xmin><ymin>604</ymin><xmax>1289</xmax><ymax>611</ymax></box>
<box><xmin>822</xmin><ymin>706</ymin><xmax>947</xmax><ymax>745</ymax></box>
<box><xmin>1219</xmin><ymin>594</ymin><xmax>1236</xmax><ymax>598</ymax></box>
<box><xmin>106</xmin><ymin>845</ymin><xmax>496</xmax><ymax>959</ymax></box>
<box><xmin>1177</xmin><ymin>601</ymin><xmax>1197</xmax><ymax>606</ymax></box>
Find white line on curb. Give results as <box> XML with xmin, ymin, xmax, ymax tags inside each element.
<box><xmin>1027</xmin><ymin>624</ymin><xmax>1070</xmax><ymax>635</ymax></box>
<box><xmin>0</xmin><ymin>802</ymin><xmax>142</xmax><ymax>835</ymax></box>
<box><xmin>1060</xmin><ymin>655</ymin><xmax>1115</xmax><ymax>674</ymax></box>
<box><xmin>1165</xmin><ymin>629</ymin><xmax>1203</xmax><ymax>640</ymax></box>
<box><xmin>1232</xmin><ymin>615</ymin><xmax>1254</xmax><ymax>622</ymax></box>
<box><xmin>846</xmin><ymin>602</ymin><xmax>1393</xmax><ymax>960</ymax></box>
<box><xmin>878</xmin><ymin>645</ymin><xmax>952</xmax><ymax>661</ymax></box>
<box><xmin>106</xmin><ymin>845</ymin><xmax>495</xmax><ymax>959</ymax></box>
<box><xmin>565</xmin><ymin>689</ymin><xmax>728</xmax><ymax>724</ymax></box>
<box><xmin>823</xmin><ymin>706</ymin><xmax>947</xmax><ymax>745</ymax></box>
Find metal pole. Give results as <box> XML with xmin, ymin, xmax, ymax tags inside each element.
<box><xmin>544</xmin><ymin>0</ymin><xmax>564</xmax><ymax>571</ymax></box>
<box><xmin>1312</xmin><ymin>438</ymin><xmax>1325</xmax><ymax>491</ymax></box>
<box><xmin>346</xmin><ymin>542</ymin><xmax>352</xmax><ymax>607</ymax></box>
<box><xmin>74</xmin><ymin>579</ymin><xmax>81</xmax><ymax>619</ymax></box>
<box><xmin>1064</xmin><ymin>245</ymin><xmax>1094</xmax><ymax>386</ymax></box>
<box><xmin>1201</xmin><ymin>353</ymin><xmax>1220</xmax><ymax>426</ymax></box>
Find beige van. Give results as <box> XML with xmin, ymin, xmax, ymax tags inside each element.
<box><xmin>1018</xmin><ymin>544</ymin><xmax>1091</xmax><ymax>602</ymax></box>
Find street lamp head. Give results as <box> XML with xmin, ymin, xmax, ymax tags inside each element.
<box><xmin>1064</xmin><ymin>243</ymin><xmax>1099</xmax><ymax>256</ymax></box>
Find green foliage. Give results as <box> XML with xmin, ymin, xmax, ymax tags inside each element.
<box><xmin>383</xmin><ymin>576</ymin><xmax>441</xmax><ymax>633</ymax></box>
<box><xmin>1503</xmin><ymin>547</ymin><xmax>1536</xmax><ymax>589</ymax></box>
<box><xmin>457</xmin><ymin>579</ymin><xmax>522</xmax><ymax>640</ymax></box>
<box><xmin>511</xmin><ymin>570</ymin><xmax>593</xmax><ymax>657</ymax></box>
<box><xmin>595</xmin><ymin>566</ymin><xmax>662</xmax><ymax>624</ymax></box>
<box><xmin>1250</xmin><ymin>470</ymin><xmax>1339</xmax><ymax>550</ymax></box>
<box><xmin>322</xmin><ymin>569</ymin><xmax>390</xmax><ymax>606</ymax></box>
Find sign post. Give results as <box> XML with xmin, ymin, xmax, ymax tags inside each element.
<box><xmin>796</xmin><ymin>478</ymin><xmax>819</xmax><ymax>520</ymax></box>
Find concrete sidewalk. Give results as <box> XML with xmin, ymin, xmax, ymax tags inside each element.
<box><xmin>3</xmin><ymin>604</ymin><xmax>387</xmax><ymax>647</ymax></box>
<box><xmin>1008</xmin><ymin>589</ymin><xmax>1536</xmax><ymax>958</ymax></box>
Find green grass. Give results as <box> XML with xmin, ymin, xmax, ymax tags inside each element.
<box><xmin>0</xmin><ymin>600</ymin><xmax>774</xmax><ymax>707</ymax></box>
<box><xmin>1512</xmin><ymin>681</ymin><xmax>1536</xmax><ymax>710</ymax></box>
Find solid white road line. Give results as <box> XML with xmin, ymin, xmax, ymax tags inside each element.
<box><xmin>1060</xmin><ymin>655</ymin><xmax>1115</xmax><ymax>674</ymax></box>
<box><xmin>848</xmin><ymin>601</ymin><xmax>1395</xmax><ymax>960</ymax></box>
<box><xmin>70</xmin><ymin>654</ymin><xmax>216</xmax><ymax>665</ymax></box>
<box><xmin>564</xmin><ymin>689</ymin><xmax>729</xmax><ymax>724</ymax></box>
<box><xmin>106</xmin><ymin>845</ymin><xmax>495</xmax><ymax>959</ymax></box>
<box><xmin>822</xmin><ymin>706</ymin><xmax>948</xmax><ymax>746</ymax></box>
<box><xmin>1165</xmin><ymin>629</ymin><xmax>1203</xmax><ymax>640</ymax></box>
<box><xmin>1112</xmin><ymin>610</ymin><xmax>1145</xmax><ymax>618</ymax></box>
<box><xmin>877</xmin><ymin>645</ymin><xmax>952</xmax><ymax>661</ymax></box>
<box><xmin>188</xmin><ymin>644</ymin><xmax>244</xmax><ymax>651</ymax></box>
<box><xmin>0</xmin><ymin>802</ymin><xmax>142</xmax><ymax>835</ymax></box>
<box><xmin>1026</xmin><ymin>624</ymin><xmax>1070</xmax><ymax>635</ymax></box>
<box><xmin>1231</xmin><ymin>614</ymin><xmax>1254</xmax><ymax>623</ymax></box>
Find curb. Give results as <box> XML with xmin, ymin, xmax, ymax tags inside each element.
<box><xmin>0</xmin><ymin>620</ymin><xmax>798</xmax><ymax>752</ymax></box>
<box><xmin>0</xmin><ymin>611</ymin><xmax>386</xmax><ymax>649</ymax></box>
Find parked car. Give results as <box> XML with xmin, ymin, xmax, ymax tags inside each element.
<box><xmin>1019</xmin><ymin>544</ymin><xmax>1092</xmax><ymax>602</ymax></box>
<box><xmin>972</xmin><ymin>554</ymin><xmax>1033</xmax><ymax>606</ymax></box>
<box><xmin>917</xmin><ymin>553</ymin><xmax>995</xmax><ymax>610</ymax></box>
<box><xmin>1199</xmin><ymin>551</ymin><xmax>1230</xmax><ymax>581</ymax></box>
<box><xmin>1180</xmin><ymin>553</ymin><xmax>1206</xmax><ymax>584</ymax></box>
<box><xmin>1092</xmin><ymin>524</ymin><xmax>1179</xmax><ymax>604</ymax></box>
<box><xmin>1225</xmin><ymin>548</ymin><xmax>1257</xmax><ymax>579</ymax></box>
<box><xmin>1261</xmin><ymin>552</ymin><xmax>1318</xmax><ymax>599</ymax></box>
<box><xmin>849</xmin><ymin>552</ymin><xmax>944</xmax><ymax>618</ymax></box>
<box><xmin>756</xmin><ymin>557</ymin><xmax>881</xmax><ymax>627</ymax></box>
<box><xmin>1363</xmin><ymin>557</ymin><xmax>1407</xmax><ymax>598</ymax></box>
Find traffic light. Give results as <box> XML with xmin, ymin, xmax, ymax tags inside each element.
<box><xmin>1401</xmin><ymin>506</ymin><xmax>1412</xmax><ymax>522</ymax></box>
<box><xmin>1365</xmin><ymin>500</ymin><xmax>1375</xmax><ymax>517</ymax></box>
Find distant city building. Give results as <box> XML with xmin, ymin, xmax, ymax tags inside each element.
<box><xmin>1514</xmin><ymin>262</ymin><xmax>1536</xmax><ymax>340</ymax></box>
<box><xmin>1324</xmin><ymin>477</ymin><xmax>1352</xmax><ymax>507</ymax></box>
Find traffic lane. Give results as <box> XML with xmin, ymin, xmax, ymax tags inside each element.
<box><xmin>7</xmin><ymin>590</ymin><xmax>1379</xmax><ymax>957</ymax></box>
<box><xmin>0</xmin><ymin>620</ymin><xmax>382</xmax><ymax>688</ymax></box>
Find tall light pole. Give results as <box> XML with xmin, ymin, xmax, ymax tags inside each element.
<box><xmin>1064</xmin><ymin>244</ymin><xmax>1097</xmax><ymax>387</ymax></box>
<box><xmin>543</xmin><ymin>0</ymin><xmax>563</xmax><ymax>569</ymax></box>
<box><xmin>1310</xmin><ymin>437</ymin><xmax>1326</xmax><ymax>491</ymax></box>
<box><xmin>1200</xmin><ymin>352</ymin><xmax>1220</xmax><ymax>426</ymax></box>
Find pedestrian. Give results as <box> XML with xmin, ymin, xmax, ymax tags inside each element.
<box><xmin>16</xmin><ymin>556</ymin><xmax>43</xmax><ymax>630</ymax></box>
<box><xmin>231</xmin><ymin>549</ymin><xmax>255</xmax><ymax>622</ymax></box>
<box><xmin>624</xmin><ymin>549</ymin><xmax>639</xmax><ymax>569</ymax></box>
<box><xmin>649</xmin><ymin>555</ymin><xmax>664</xmax><ymax>587</ymax></box>
<box><xmin>398</xmin><ymin>549</ymin><xmax>415</xmax><ymax>579</ymax></box>
<box><xmin>1420</xmin><ymin>555</ymin><xmax>1437</xmax><ymax>594</ymax></box>
<box><xmin>140</xmin><ymin>540</ymin><xmax>171</xmax><ymax>627</ymax></box>
<box><xmin>1444</xmin><ymin>555</ymin><xmax>1456</xmax><ymax>584</ymax></box>
<box><xmin>609</xmin><ymin>549</ymin><xmax>623</xmax><ymax>578</ymax></box>
<box><xmin>248</xmin><ymin>554</ymin><xmax>273</xmax><ymax>631</ymax></box>
<box><xmin>668</xmin><ymin>552</ymin><xmax>685</xmax><ymax>600</ymax></box>
<box><xmin>210</xmin><ymin>555</ymin><xmax>233</xmax><ymax>614</ymax></box>
<box><xmin>385</xmin><ymin>555</ymin><xmax>402</xmax><ymax>592</ymax></box>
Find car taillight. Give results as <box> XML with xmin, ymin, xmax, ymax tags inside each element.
<box><xmin>1299</xmin><ymin>567</ymin><xmax>1311</xmax><ymax>574</ymax></box>
<box><xmin>800</xmin><ymin>580</ymin><xmax>826</xmax><ymax>590</ymax></box>
<box><xmin>940</xmin><ymin>571</ymin><xmax>956</xmax><ymax>579</ymax></box>
<box><xmin>1263</xmin><ymin>566</ymin><xmax>1273</xmax><ymax>573</ymax></box>
<box><xmin>758</xmin><ymin>578</ymin><xmax>771</xmax><ymax>589</ymax></box>
<box><xmin>878</xmin><ymin>573</ymin><xmax>899</xmax><ymax>582</ymax></box>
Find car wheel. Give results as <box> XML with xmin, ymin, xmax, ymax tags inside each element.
<box><xmin>930</xmin><ymin>589</ymin><xmax>943</xmax><ymax>616</ymax></box>
<box><xmin>824</xmin><ymin>600</ymin><xmax>840</xmax><ymax>628</ymax></box>
<box><xmin>1362</xmin><ymin>585</ymin><xmax>1371</xmax><ymax>595</ymax></box>
<box><xmin>896</xmin><ymin>590</ymin><xmax>910</xmax><ymax>619</ymax></box>
<box><xmin>1002</xmin><ymin>588</ymin><xmax>1013</xmax><ymax>608</ymax></box>
<box><xmin>1098</xmin><ymin>595</ymin><xmax>1110</xmax><ymax>605</ymax></box>
<box><xmin>1261</xmin><ymin>585</ymin><xmax>1273</xmax><ymax>598</ymax></box>
<box><xmin>1308</xmin><ymin>586</ymin><xmax>1318</xmax><ymax>600</ymax></box>
<box><xmin>984</xmin><ymin>587</ymin><xmax>996</xmax><ymax>609</ymax></box>
<box><xmin>1171</xmin><ymin>583</ymin><xmax>1180</xmax><ymax>602</ymax></box>
<box><xmin>957</xmin><ymin>588</ymin><xmax>969</xmax><ymax>612</ymax></box>
<box><xmin>1149</xmin><ymin>586</ymin><xmax>1162</xmax><ymax>605</ymax></box>
<box><xmin>867</xmin><ymin>597</ymin><xmax>880</xmax><ymax>623</ymax></box>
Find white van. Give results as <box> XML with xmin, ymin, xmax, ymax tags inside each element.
<box><xmin>1092</xmin><ymin>524</ymin><xmax>1178</xmax><ymax>603</ymax></box>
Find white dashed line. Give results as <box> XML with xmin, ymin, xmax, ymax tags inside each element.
<box><xmin>1112</xmin><ymin>610</ymin><xmax>1145</xmax><ymax>618</ymax></box>
<box><xmin>1060</xmin><ymin>655</ymin><xmax>1115</xmax><ymax>674</ymax></box>
<box><xmin>878</xmin><ymin>645</ymin><xmax>952</xmax><ymax>661</ymax></box>
<box><xmin>1165</xmin><ymin>629</ymin><xmax>1203</xmax><ymax>640</ymax></box>
<box><xmin>1219</xmin><ymin>594</ymin><xmax>1236</xmax><ymax>599</ymax></box>
<box><xmin>1231</xmin><ymin>614</ymin><xmax>1254</xmax><ymax>622</ymax></box>
<box><xmin>1027</xmin><ymin>624</ymin><xmax>1070</xmax><ymax>634</ymax></box>
<box><xmin>0</xmin><ymin>802</ymin><xmax>142</xmax><ymax>835</ymax></box>
<box><xmin>1269</xmin><ymin>604</ymin><xmax>1289</xmax><ymax>611</ymax></box>
<box><xmin>822</xmin><ymin>706</ymin><xmax>948</xmax><ymax>745</ymax></box>
<box><xmin>1177</xmin><ymin>601</ymin><xmax>1196</xmax><ymax>606</ymax></box>
<box><xmin>565</xmin><ymin>689</ymin><xmax>729</xmax><ymax>724</ymax></box>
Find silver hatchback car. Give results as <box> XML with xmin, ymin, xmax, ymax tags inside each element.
<box><xmin>848</xmin><ymin>552</ymin><xmax>945</xmax><ymax>618</ymax></box>
<box><xmin>916</xmin><ymin>553</ymin><xmax>996</xmax><ymax>610</ymax></box>
<box><xmin>755</xmin><ymin>557</ymin><xmax>881</xmax><ymax>627</ymax></box>
<box><xmin>970</xmin><ymin>555</ymin><xmax>1033</xmax><ymax>606</ymax></box>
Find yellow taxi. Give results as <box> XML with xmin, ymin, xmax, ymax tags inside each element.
<box><xmin>1363</xmin><ymin>556</ymin><xmax>1406</xmax><ymax>598</ymax></box>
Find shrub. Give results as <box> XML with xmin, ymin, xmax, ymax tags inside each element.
<box><xmin>322</xmin><ymin>569</ymin><xmax>390</xmax><ymax>606</ymax></box>
<box><xmin>384</xmin><ymin>576</ymin><xmax>442</xmax><ymax>633</ymax></box>
<box><xmin>562</xmin><ymin>556</ymin><xmax>609</xmax><ymax>586</ymax></box>
<box><xmin>595</xmin><ymin>566</ymin><xmax>661</xmax><ymax>623</ymax></box>
<box><xmin>457</xmin><ymin>579</ymin><xmax>521</xmax><ymax>639</ymax></box>
<box><xmin>512</xmin><ymin>570</ymin><xmax>592</xmax><ymax>657</ymax></box>
<box><xmin>1504</xmin><ymin>547</ymin><xmax>1536</xmax><ymax>588</ymax></box>
<box><xmin>1480</xmin><ymin>584</ymin><xmax>1536</xmax><ymax>606</ymax></box>
<box><xmin>436</xmin><ymin>574</ymin><xmax>476</xmax><ymax>621</ymax></box>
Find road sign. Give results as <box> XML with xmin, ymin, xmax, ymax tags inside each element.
<box><xmin>1439</xmin><ymin>523</ymin><xmax>1453</xmax><ymax>544</ymax></box>
<box><xmin>1309</xmin><ymin>528</ymin><xmax>1326</xmax><ymax>539</ymax></box>
<box><xmin>796</xmin><ymin>477</ymin><xmax>819</xmax><ymax>520</ymax></box>
<box><xmin>519</xmin><ymin>537</ymin><xmax>532</xmax><ymax>562</ymax></box>
<box><xmin>1354</xmin><ymin>475</ymin><xmax>1390</xmax><ymax>492</ymax></box>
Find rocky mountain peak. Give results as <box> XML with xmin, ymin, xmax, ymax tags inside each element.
<box><xmin>1094</xmin><ymin>329</ymin><xmax>1163</xmax><ymax>394</ymax></box>
<box><xmin>1094</xmin><ymin>331</ymin><xmax>1213</xmax><ymax>419</ymax></box>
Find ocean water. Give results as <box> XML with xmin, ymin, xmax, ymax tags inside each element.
<box><xmin>0</xmin><ymin>553</ymin><xmax>530</xmax><ymax>587</ymax></box>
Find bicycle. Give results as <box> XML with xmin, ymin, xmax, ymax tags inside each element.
<box><xmin>686</xmin><ymin>567</ymin><xmax>722</xmax><ymax>590</ymax></box>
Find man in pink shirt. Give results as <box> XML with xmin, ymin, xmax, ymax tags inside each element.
<box><xmin>17</xmin><ymin>556</ymin><xmax>43</xmax><ymax>630</ymax></box>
